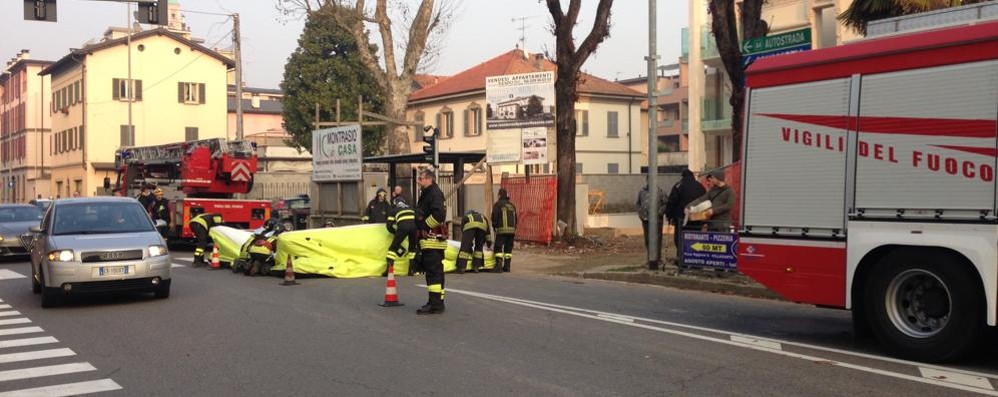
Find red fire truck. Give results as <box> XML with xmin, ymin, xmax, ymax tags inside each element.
<box><xmin>114</xmin><ymin>138</ymin><xmax>271</xmax><ymax>241</ymax></box>
<box><xmin>737</xmin><ymin>19</ymin><xmax>998</xmax><ymax>362</ymax></box>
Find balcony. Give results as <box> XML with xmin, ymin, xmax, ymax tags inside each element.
<box><xmin>701</xmin><ymin>97</ymin><xmax>732</xmax><ymax>134</ymax></box>
<box><xmin>657</xmin><ymin>151</ymin><xmax>689</xmax><ymax>166</ymax></box>
<box><xmin>701</xmin><ymin>25</ymin><xmax>722</xmax><ymax>67</ymax></box>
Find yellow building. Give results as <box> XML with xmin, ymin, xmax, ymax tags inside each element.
<box><xmin>0</xmin><ymin>50</ymin><xmax>52</xmax><ymax>202</ymax></box>
<box><xmin>40</xmin><ymin>27</ymin><xmax>234</xmax><ymax>197</ymax></box>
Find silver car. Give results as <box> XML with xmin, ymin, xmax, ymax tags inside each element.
<box><xmin>27</xmin><ymin>197</ymin><xmax>171</xmax><ymax>307</ymax></box>
<box><xmin>0</xmin><ymin>204</ymin><xmax>44</xmax><ymax>257</ymax></box>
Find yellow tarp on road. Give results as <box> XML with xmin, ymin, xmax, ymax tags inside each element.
<box><xmin>266</xmin><ymin>224</ymin><xmax>495</xmax><ymax>278</ymax></box>
<box><xmin>209</xmin><ymin>226</ymin><xmax>253</xmax><ymax>264</ymax></box>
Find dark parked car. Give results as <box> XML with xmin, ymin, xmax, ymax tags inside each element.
<box><xmin>275</xmin><ymin>194</ymin><xmax>310</xmax><ymax>231</ymax></box>
<box><xmin>0</xmin><ymin>204</ymin><xmax>44</xmax><ymax>257</ymax></box>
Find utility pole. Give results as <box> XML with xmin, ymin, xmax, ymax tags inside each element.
<box><xmin>233</xmin><ymin>13</ymin><xmax>244</xmax><ymax>140</ymax></box>
<box><xmin>645</xmin><ymin>0</ymin><xmax>660</xmax><ymax>271</ymax></box>
<box><xmin>127</xmin><ymin>1</ymin><xmax>133</xmax><ymax>146</ymax></box>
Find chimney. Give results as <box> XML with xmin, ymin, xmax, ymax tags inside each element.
<box><xmin>251</xmin><ymin>95</ymin><xmax>261</xmax><ymax>109</ymax></box>
<box><xmin>534</xmin><ymin>53</ymin><xmax>544</xmax><ymax>70</ymax></box>
<box><xmin>521</xmin><ymin>48</ymin><xmax>529</xmax><ymax>60</ymax></box>
<box><xmin>19</xmin><ymin>49</ymin><xmax>30</xmax><ymax>60</ymax></box>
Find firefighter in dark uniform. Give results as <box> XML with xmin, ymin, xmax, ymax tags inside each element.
<box><xmin>149</xmin><ymin>189</ymin><xmax>171</xmax><ymax>237</ymax></box>
<box><xmin>189</xmin><ymin>212</ymin><xmax>223</xmax><ymax>267</ymax></box>
<box><xmin>456</xmin><ymin>210</ymin><xmax>490</xmax><ymax>274</ymax></box>
<box><xmin>386</xmin><ymin>197</ymin><xmax>419</xmax><ymax>276</ymax></box>
<box><xmin>491</xmin><ymin>188</ymin><xmax>517</xmax><ymax>273</ymax></box>
<box><xmin>415</xmin><ymin>169</ymin><xmax>447</xmax><ymax>315</ymax></box>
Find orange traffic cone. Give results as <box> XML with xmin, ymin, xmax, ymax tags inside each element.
<box><xmin>281</xmin><ymin>256</ymin><xmax>299</xmax><ymax>286</ymax></box>
<box><xmin>209</xmin><ymin>245</ymin><xmax>221</xmax><ymax>270</ymax></box>
<box><xmin>379</xmin><ymin>263</ymin><xmax>404</xmax><ymax>307</ymax></box>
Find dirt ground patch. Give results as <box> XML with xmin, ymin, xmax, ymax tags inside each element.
<box><xmin>513</xmin><ymin>234</ymin><xmax>677</xmax><ymax>274</ymax></box>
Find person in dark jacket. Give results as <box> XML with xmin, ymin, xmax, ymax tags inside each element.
<box><xmin>386</xmin><ymin>197</ymin><xmax>419</xmax><ymax>277</ymax></box>
<box><xmin>363</xmin><ymin>188</ymin><xmax>391</xmax><ymax>223</ymax></box>
<box><xmin>456</xmin><ymin>210</ymin><xmax>491</xmax><ymax>274</ymax></box>
<box><xmin>636</xmin><ymin>183</ymin><xmax>668</xmax><ymax>270</ymax></box>
<box><xmin>687</xmin><ymin>170</ymin><xmax>735</xmax><ymax>232</ymax></box>
<box><xmin>666</xmin><ymin>169</ymin><xmax>707</xmax><ymax>266</ymax></box>
<box><xmin>491</xmin><ymin>188</ymin><xmax>516</xmax><ymax>273</ymax></box>
<box><xmin>136</xmin><ymin>184</ymin><xmax>154</xmax><ymax>213</ymax></box>
<box><xmin>415</xmin><ymin>170</ymin><xmax>447</xmax><ymax>315</ymax></box>
<box><xmin>149</xmin><ymin>189</ymin><xmax>171</xmax><ymax>237</ymax></box>
<box><xmin>188</xmin><ymin>212</ymin><xmax>222</xmax><ymax>267</ymax></box>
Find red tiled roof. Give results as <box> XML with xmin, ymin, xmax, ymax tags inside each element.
<box><xmin>409</xmin><ymin>49</ymin><xmax>642</xmax><ymax>102</ymax></box>
<box><xmin>412</xmin><ymin>74</ymin><xmax>448</xmax><ymax>90</ymax></box>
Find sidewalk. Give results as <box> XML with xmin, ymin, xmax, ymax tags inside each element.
<box><xmin>514</xmin><ymin>233</ymin><xmax>781</xmax><ymax>300</ymax></box>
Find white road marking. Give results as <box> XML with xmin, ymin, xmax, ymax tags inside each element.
<box><xmin>731</xmin><ymin>335</ymin><xmax>782</xmax><ymax>350</ymax></box>
<box><xmin>596</xmin><ymin>313</ymin><xmax>634</xmax><ymax>323</ymax></box>
<box><xmin>0</xmin><ymin>327</ymin><xmax>43</xmax><ymax>337</ymax></box>
<box><xmin>171</xmin><ymin>263</ymin><xmax>186</xmax><ymax>268</ymax></box>
<box><xmin>0</xmin><ymin>311</ymin><xmax>21</xmax><ymax>318</ymax></box>
<box><xmin>446</xmin><ymin>287</ymin><xmax>998</xmax><ymax>382</ymax></box>
<box><xmin>0</xmin><ymin>378</ymin><xmax>122</xmax><ymax>397</ymax></box>
<box><xmin>445</xmin><ymin>287</ymin><xmax>998</xmax><ymax>396</ymax></box>
<box><xmin>0</xmin><ymin>348</ymin><xmax>75</xmax><ymax>364</ymax></box>
<box><xmin>920</xmin><ymin>368</ymin><xmax>995</xmax><ymax>390</ymax></box>
<box><xmin>0</xmin><ymin>305</ymin><xmax>12</xmax><ymax>310</ymax></box>
<box><xmin>0</xmin><ymin>337</ymin><xmax>59</xmax><ymax>349</ymax></box>
<box><xmin>173</xmin><ymin>256</ymin><xmax>194</xmax><ymax>262</ymax></box>
<box><xmin>0</xmin><ymin>362</ymin><xmax>96</xmax><ymax>382</ymax></box>
<box><xmin>0</xmin><ymin>318</ymin><xmax>31</xmax><ymax>326</ymax></box>
<box><xmin>0</xmin><ymin>270</ymin><xmax>25</xmax><ymax>280</ymax></box>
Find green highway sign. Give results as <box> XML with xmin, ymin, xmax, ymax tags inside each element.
<box><xmin>741</xmin><ymin>28</ymin><xmax>812</xmax><ymax>55</ymax></box>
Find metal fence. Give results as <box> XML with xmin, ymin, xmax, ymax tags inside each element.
<box><xmin>246</xmin><ymin>181</ymin><xmax>311</xmax><ymax>201</ymax></box>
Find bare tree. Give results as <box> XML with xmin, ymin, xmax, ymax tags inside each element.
<box><xmin>276</xmin><ymin>0</ymin><xmax>454</xmax><ymax>154</ymax></box>
<box><xmin>708</xmin><ymin>0</ymin><xmax>767</xmax><ymax>163</ymax></box>
<box><xmin>545</xmin><ymin>0</ymin><xmax>614</xmax><ymax>239</ymax></box>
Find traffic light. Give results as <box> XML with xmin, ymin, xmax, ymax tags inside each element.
<box><xmin>422</xmin><ymin>126</ymin><xmax>439</xmax><ymax>168</ymax></box>
<box><xmin>24</xmin><ymin>0</ymin><xmax>57</xmax><ymax>22</ymax></box>
<box><xmin>137</xmin><ymin>1</ymin><xmax>169</xmax><ymax>25</ymax></box>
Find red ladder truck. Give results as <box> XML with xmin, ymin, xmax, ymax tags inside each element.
<box><xmin>737</xmin><ymin>19</ymin><xmax>998</xmax><ymax>362</ymax></box>
<box><xmin>113</xmin><ymin>138</ymin><xmax>271</xmax><ymax>242</ymax></box>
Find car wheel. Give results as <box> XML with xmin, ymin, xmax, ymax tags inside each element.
<box><xmin>31</xmin><ymin>266</ymin><xmax>40</xmax><ymax>294</ymax></box>
<box><xmin>864</xmin><ymin>249</ymin><xmax>984</xmax><ymax>362</ymax></box>
<box><xmin>39</xmin><ymin>273</ymin><xmax>60</xmax><ymax>308</ymax></box>
<box><xmin>154</xmin><ymin>284</ymin><xmax>170</xmax><ymax>299</ymax></box>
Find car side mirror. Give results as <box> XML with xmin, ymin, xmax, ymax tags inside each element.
<box><xmin>29</xmin><ymin>226</ymin><xmax>43</xmax><ymax>234</ymax></box>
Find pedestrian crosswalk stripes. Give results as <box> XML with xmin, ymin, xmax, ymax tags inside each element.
<box><xmin>0</xmin><ymin>300</ymin><xmax>122</xmax><ymax>396</ymax></box>
<box><xmin>0</xmin><ymin>348</ymin><xmax>75</xmax><ymax>365</ymax></box>
<box><xmin>0</xmin><ymin>319</ymin><xmax>30</xmax><ymax>326</ymax></box>
<box><xmin>0</xmin><ymin>379</ymin><xmax>122</xmax><ymax>397</ymax></box>
<box><xmin>0</xmin><ymin>270</ymin><xmax>24</xmax><ymax>281</ymax></box>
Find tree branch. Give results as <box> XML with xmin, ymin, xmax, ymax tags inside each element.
<box><xmin>399</xmin><ymin>0</ymin><xmax>436</xmax><ymax>80</ymax></box>
<box><xmin>374</xmin><ymin>0</ymin><xmax>400</xmax><ymax>81</ymax></box>
<box><xmin>327</xmin><ymin>1</ymin><xmax>388</xmax><ymax>88</ymax></box>
<box><xmin>566</xmin><ymin>0</ymin><xmax>582</xmax><ymax>26</ymax></box>
<box><xmin>545</xmin><ymin>0</ymin><xmax>565</xmax><ymax>22</ymax></box>
<box><xmin>572</xmin><ymin>0</ymin><xmax>614</xmax><ymax>72</ymax></box>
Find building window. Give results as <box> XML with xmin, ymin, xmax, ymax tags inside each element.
<box><xmin>660</xmin><ymin>135</ymin><xmax>681</xmax><ymax>152</ymax></box>
<box><xmin>56</xmin><ymin>181</ymin><xmax>63</xmax><ymax>198</ymax></box>
<box><xmin>185</xmin><ymin>127</ymin><xmax>199</xmax><ymax>141</ymax></box>
<box><xmin>575</xmin><ymin>110</ymin><xmax>589</xmax><ymax>136</ymax></box>
<box><xmin>74</xmin><ymin>81</ymin><xmax>81</xmax><ymax>103</ymax></box>
<box><xmin>575</xmin><ymin>162</ymin><xmax>583</xmax><ymax>174</ymax></box>
<box><xmin>120</xmin><ymin>125</ymin><xmax>135</xmax><ymax>147</ymax></box>
<box><xmin>179</xmin><ymin>82</ymin><xmax>205</xmax><ymax>104</ymax></box>
<box><xmin>607</xmin><ymin>111</ymin><xmax>619</xmax><ymax>138</ymax></box>
<box><xmin>413</xmin><ymin>111</ymin><xmax>425</xmax><ymax>142</ymax></box>
<box><xmin>113</xmin><ymin>78</ymin><xmax>142</xmax><ymax>101</ymax></box>
<box><xmin>464</xmin><ymin>105</ymin><xmax>482</xmax><ymax>137</ymax></box>
<box><xmin>607</xmin><ymin>163</ymin><xmax>619</xmax><ymax>174</ymax></box>
<box><xmin>74</xmin><ymin>180</ymin><xmax>81</xmax><ymax>197</ymax></box>
<box><xmin>436</xmin><ymin>108</ymin><xmax>454</xmax><ymax>139</ymax></box>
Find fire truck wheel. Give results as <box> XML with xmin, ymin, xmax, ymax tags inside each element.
<box><xmin>864</xmin><ymin>249</ymin><xmax>984</xmax><ymax>362</ymax></box>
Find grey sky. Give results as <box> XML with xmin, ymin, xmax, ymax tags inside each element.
<box><xmin>2</xmin><ymin>0</ymin><xmax>688</xmax><ymax>88</ymax></box>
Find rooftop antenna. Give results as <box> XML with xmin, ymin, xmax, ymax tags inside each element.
<box><xmin>512</xmin><ymin>15</ymin><xmax>538</xmax><ymax>50</ymax></box>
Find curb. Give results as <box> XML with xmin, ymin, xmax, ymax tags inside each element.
<box><xmin>550</xmin><ymin>271</ymin><xmax>783</xmax><ymax>301</ymax></box>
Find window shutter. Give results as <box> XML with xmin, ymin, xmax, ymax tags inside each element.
<box><xmin>584</xmin><ymin>110</ymin><xmax>590</xmax><ymax>136</ymax></box>
<box><xmin>134</xmin><ymin>80</ymin><xmax>142</xmax><ymax>101</ymax></box>
<box><xmin>436</xmin><ymin>113</ymin><xmax>442</xmax><ymax>134</ymax></box>
<box><xmin>199</xmin><ymin>83</ymin><xmax>206</xmax><ymax>104</ymax></box>
<box><xmin>113</xmin><ymin>79</ymin><xmax>120</xmax><ymax>100</ymax></box>
<box><xmin>120</xmin><ymin>125</ymin><xmax>129</xmax><ymax>147</ymax></box>
<box><xmin>178</xmin><ymin>82</ymin><xmax>185</xmax><ymax>103</ymax></box>
<box><xmin>75</xmin><ymin>81</ymin><xmax>81</xmax><ymax>103</ymax></box>
<box><xmin>463</xmin><ymin>110</ymin><xmax>469</xmax><ymax>136</ymax></box>
<box><xmin>79</xmin><ymin>126</ymin><xmax>84</xmax><ymax>149</ymax></box>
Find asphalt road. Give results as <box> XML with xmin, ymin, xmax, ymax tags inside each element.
<box><xmin>0</xmin><ymin>252</ymin><xmax>994</xmax><ymax>396</ymax></box>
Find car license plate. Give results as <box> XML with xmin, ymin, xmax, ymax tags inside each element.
<box><xmin>98</xmin><ymin>266</ymin><xmax>130</xmax><ymax>277</ymax></box>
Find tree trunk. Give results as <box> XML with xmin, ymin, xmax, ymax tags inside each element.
<box><xmin>383</xmin><ymin>91</ymin><xmax>412</xmax><ymax>155</ymax></box>
<box><xmin>554</xmin><ymin>68</ymin><xmax>579</xmax><ymax>239</ymax></box>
